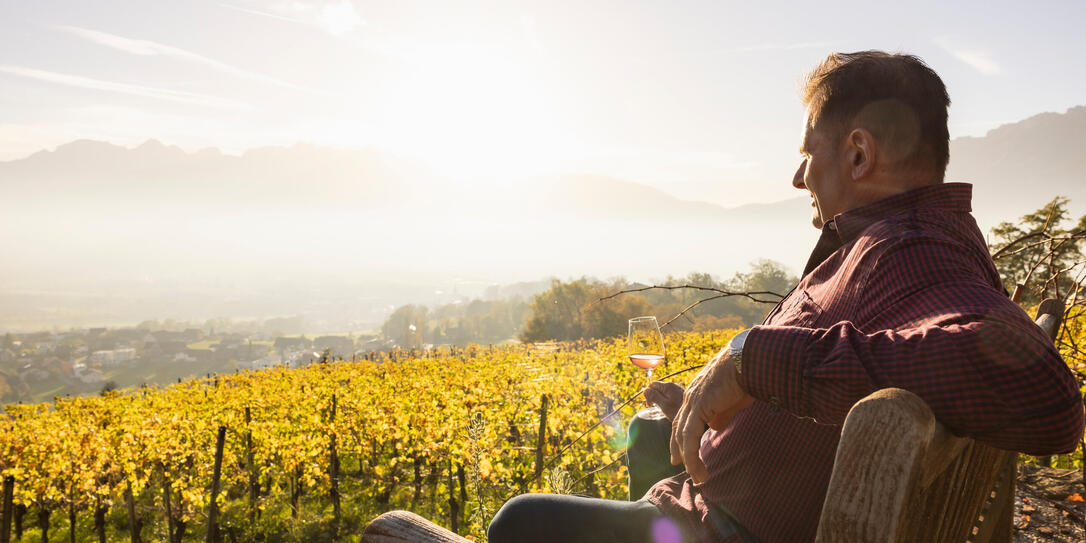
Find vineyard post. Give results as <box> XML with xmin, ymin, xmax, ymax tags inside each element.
<box><xmin>426</xmin><ymin>461</ymin><xmax>439</xmax><ymax>520</ymax></box>
<box><xmin>93</xmin><ymin>496</ymin><xmax>106</xmax><ymax>543</ymax></box>
<box><xmin>1011</xmin><ymin>283</ymin><xmax>1026</xmax><ymax>304</ymax></box>
<box><xmin>290</xmin><ymin>466</ymin><xmax>302</xmax><ymax>519</ymax></box>
<box><xmin>124</xmin><ymin>480</ymin><xmax>139</xmax><ymax>543</ymax></box>
<box><xmin>35</xmin><ymin>508</ymin><xmax>49</xmax><ymax>543</ymax></box>
<box><xmin>12</xmin><ymin>505</ymin><xmax>22</xmax><ymax>542</ymax></box>
<box><xmin>534</xmin><ymin>394</ymin><xmax>549</xmax><ymax>481</ymax></box>
<box><xmin>161</xmin><ymin>466</ymin><xmax>176</xmax><ymax>543</ymax></box>
<box><xmin>244</xmin><ymin>407</ymin><xmax>257</xmax><ymax>525</ymax></box>
<box><xmin>446</xmin><ymin>460</ymin><xmax>458</xmax><ymax>534</ymax></box>
<box><xmin>411</xmin><ymin>454</ymin><xmax>423</xmax><ymax>509</ymax></box>
<box><xmin>67</xmin><ymin>483</ymin><xmax>76</xmax><ymax>543</ymax></box>
<box><xmin>0</xmin><ymin>475</ymin><xmax>12</xmax><ymax>543</ymax></box>
<box><xmin>206</xmin><ymin>426</ymin><xmax>226</xmax><ymax>543</ymax></box>
<box><xmin>328</xmin><ymin>394</ymin><xmax>341</xmax><ymax>539</ymax></box>
<box><xmin>456</xmin><ymin>464</ymin><xmax>466</xmax><ymax>533</ymax></box>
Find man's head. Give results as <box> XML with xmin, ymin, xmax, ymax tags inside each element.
<box><xmin>793</xmin><ymin>51</ymin><xmax>951</xmax><ymax>228</ymax></box>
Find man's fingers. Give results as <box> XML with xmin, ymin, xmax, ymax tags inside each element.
<box><xmin>647</xmin><ymin>387</ymin><xmax>681</xmax><ymax>420</ymax></box>
<box><xmin>669</xmin><ymin>405</ymin><xmax>687</xmax><ymax>466</ymax></box>
<box><xmin>707</xmin><ymin>395</ymin><xmax>755</xmax><ymax>430</ymax></box>
<box><xmin>669</xmin><ymin>394</ymin><xmax>710</xmax><ymax>482</ymax></box>
<box><xmin>680</xmin><ymin>413</ymin><xmax>708</xmax><ymax>483</ymax></box>
<box><xmin>707</xmin><ymin>401</ymin><xmax>741</xmax><ymax>431</ymax></box>
<box><xmin>643</xmin><ymin>387</ymin><xmax>667</xmax><ymax>406</ymax></box>
<box><xmin>707</xmin><ymin>409</ymin><xmax>734</xmax><ymax>431</ymax></box>
<box><xmin>642</xmin><ymin>387</ymin><xmax>656</xmax><ymax>407</ymax></box>
<box><xmin>669</xmin><ymin>413</ymin><xmax>681</xmax><ymax>465</ymax></box>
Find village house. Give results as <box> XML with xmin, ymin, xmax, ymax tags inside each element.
<box><xmin>90</xmin><ymin>348</ymin><xmax>136</xmax><ymax>367</ymax></box>
<box><xmin>242</xmin><ymin>354</ymin><xmax>281</xmax><ymax>371</ymax></box>
<box><xmin>78</xmin><ymin>367</ymin><xmax>104</xmax><ymax>384</ymax></box>
<box><xmin>274</xmin><ymin>336</ymin><xmax>312</xmax><ymax>355</ymax></box>
<box><xmin>314</xmin><ymin>335</ymin><xmax>355</xmax><ymax>356</ymax></box>
<box><xmin>174</xmin><ymin>352</ymin><xmax>198</xmax><ymax>363</ymax></box>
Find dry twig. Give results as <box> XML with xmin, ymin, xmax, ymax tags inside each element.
<box><xmin>529</xmin><ymin>364</ymin><xmax>705</xmax><ymax>485</ymax></box>
<box><xmin>590</xmin><ymin>284</ymin><xmax>784</xmax><ymax>330</ymax></box>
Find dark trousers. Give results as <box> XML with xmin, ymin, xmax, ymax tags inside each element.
<box><xmin>487</xmin><ymin>410</ymin><xmax>695</xmax><ymax>543</ymax></box>
<box><xmin>486</xmin><ymin>493</ymin><xmax>686</xmax><ymax>543</ymax></box>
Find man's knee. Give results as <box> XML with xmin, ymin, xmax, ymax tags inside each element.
<box><xmin>487</xmin><ymin>494</ymin><xmax>538</xmax><ymax>543</ymax></box>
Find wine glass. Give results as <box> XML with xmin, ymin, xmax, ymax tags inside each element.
<box><xmin>629</xmin><ymin>316</ymin><xmax>666</xmax><ymax>419</ymax></box>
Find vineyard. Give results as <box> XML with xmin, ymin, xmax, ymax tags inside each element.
<box><xmin>2</xmin><ymin>308</ymin><xmax>1084</xmax><ymax>543</ymax></box>
<box><xmin>0</xmin><ymin>329</ymin><xmax>738</xmax><ymax>543</ymax></box>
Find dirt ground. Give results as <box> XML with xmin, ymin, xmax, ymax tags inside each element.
<box><xmin>1013</xmin><ymin>464</ymin><xmax>1084</xmax><ymax>542</ymax></box>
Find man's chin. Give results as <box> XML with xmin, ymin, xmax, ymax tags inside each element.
<box><xmin>811</xmin><ymin>212</ymin><xmax>824</xmax><ymax>229</ymax></box>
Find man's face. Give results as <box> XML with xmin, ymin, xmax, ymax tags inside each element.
<box><xmin>793</xmin><ymin>111</ymin><xmax>848</xmax><ymax>229</ymax></box>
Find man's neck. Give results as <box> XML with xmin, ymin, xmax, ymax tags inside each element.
<box><xmin>845</xmin><ymin>175</ymin><xmax>941</xmax><ymax>215</ymax></box>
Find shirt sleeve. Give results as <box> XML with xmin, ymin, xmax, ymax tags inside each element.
<box><xmin>737</xmin><ymin>234</ymin><xmax>1085</xmax><ymax>455</ymax></box>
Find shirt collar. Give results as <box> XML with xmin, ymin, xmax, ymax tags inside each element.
<box><xmin>801</xmin><ymin>182</ymin><xmax>972</xmax><ymax>277</ymax></box>
<box><xmin>831</xmin><ymin>182</ymin><xmax>973</xmax><ymax>243</ymax></box>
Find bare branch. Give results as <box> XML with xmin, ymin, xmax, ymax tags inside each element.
<box><xmin>588</xmin><ymin>284</ymin><xmax>786</xmax><ymax>333</ymax></box>
<box><xmin>991</xmin><ymin>230</ymin><xmax>1085</xmax><ymax>261</ymax></box>
<box><xmin>590</xmin><ymin>284</ymin><xmax>784</xmax><ymax>308</ymax></box>
<box><xmin>530</xmin><ymin>364</ymin><xmax>704</xmax><ymax>484</ymax></box>
<box><xmin>990</xmin><ymin>231</ymin><xmax>1047</xmax><ymax>260</ymax></box>
<box><xmin>574</xmin><ymin>453</ymin><xmax>626</xmax><ymax>489</ymax></box>
<box><xmin>1067</xmin><ymin>262</ymin><xmax>1086</xmax><ymax>309</ymax></box>
<box><xmin>660</xmin><ymin>294</ymin><xmax>732</xmax><ymax>329</ymax></box>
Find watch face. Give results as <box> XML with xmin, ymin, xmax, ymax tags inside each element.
<box><xmin>729</xmin><ymin>329</ymin><xmax>749</xmax><ymax>353</ymax></box>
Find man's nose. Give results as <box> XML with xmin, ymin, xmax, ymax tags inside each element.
<box><xmin>792</xmin><ymin>160</ymin><xmax>807</xmax><ymax>189</ymax></box>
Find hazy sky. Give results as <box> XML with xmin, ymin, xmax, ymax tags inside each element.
<box><xmin>2</xmin><ymin>0</ymin><xmax>1085</xmax><ymax>207</ymax></box>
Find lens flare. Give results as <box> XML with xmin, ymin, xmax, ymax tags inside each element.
<box><xmin>651</xmin><ymin>516</ymin><xmax>683</xmax><ymax>543</ymax></box>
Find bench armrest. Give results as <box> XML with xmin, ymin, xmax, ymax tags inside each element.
<box><xmin>815</xmin><ymin>387</ymin><xmax>1015</xmax><ymax>543</ymax></box>
<box><xmin>362</xmin><ymin>510</ymin><xmax>472</xmax><ymax>543</ymax></box>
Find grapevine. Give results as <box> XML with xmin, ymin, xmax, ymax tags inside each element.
<box><xmin>0</xmin><ymin>329</ymin><xmax>738</xmax><ymax>541</ymax></box>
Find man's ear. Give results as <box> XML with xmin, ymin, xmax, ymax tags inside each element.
<box><xmin>845</xmin><ymin>128</ymin><xmax>876</xmax><ymax>180</ymax></box>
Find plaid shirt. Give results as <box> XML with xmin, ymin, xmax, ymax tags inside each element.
<box><xmin>646</xmin><ymin>183</ymin><xmax>1085</xmax><ymax>543</ymax></box>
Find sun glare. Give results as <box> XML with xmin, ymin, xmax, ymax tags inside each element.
<box><xmin>367</xmin><ymin>41</ymin><xmax>575</xmax><ymax>181</ymax></box>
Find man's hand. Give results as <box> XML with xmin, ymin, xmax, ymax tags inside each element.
<box><xmin>669</xmin><ymin>348</ymin><xmax>754</xmax><ymax>484</ymax></box>
<box><xmin>643</xmin><ymin>381</ymin><xmax>684</xmax><ymax>420</ymax></box>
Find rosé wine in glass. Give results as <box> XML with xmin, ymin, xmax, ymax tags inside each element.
<box><xmin>629</xmin><ymin>353</ymin><xmax>665</xmax><ymax>370</ymax></box>
<box><xmin>629</xmin><ymin>316</ymin><xmax>666</xmax><ymax>418</ymax></box>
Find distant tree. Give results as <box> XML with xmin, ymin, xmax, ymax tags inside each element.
<box><xmin>520</xmin><ymin>279</ymin><xmax>595</xmax><ymax>342</ymax></box>
<box><xmin>728</xmin><ymin>259</ymin><xmax>798</xmax><ymax>324</ymax></box>
<box><xmin>136</xmin><ymin>320</ymin><xmax>160</xmax><ymax>331</ymax></box>
<box><xmin>382</xmin><ymin>305</ymin><xmax>427</xmax><ymax>348</ymax></box>
<box><xmin>990</xmin><ymin>197</ymin><xmax>1085</xmax><ymax>305</ymax></box>
<box><xmin>582</xmin><ymin>293</ymin><xmax>653</xmax><ymax>339</ymax></box>
<box><xmin>519</xmin><ymin>261</ymin><xmax>796</xmax><ymax>342</ymax></box>
<box><xmin>734</xmin><ymin>259</ymin><xmax>795</xmax><ymax>294</ymax></box>
<box><xmin>100</xmin><ymin>380</ymin><xmax>118</xmax><ymax>395</ymax></box>
<box><xmin>691</xmin><ymin>314</ymin><xmax>745</xmax><ymax>332</ymax></box>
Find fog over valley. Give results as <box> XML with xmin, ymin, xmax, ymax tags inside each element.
<box><xmin>2</xmin><ymin>105</ymin><xmax>1085</xmax><ymax>331</ymax></box>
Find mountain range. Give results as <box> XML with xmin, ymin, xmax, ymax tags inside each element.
<box><xmin>947</xmin><ymin>105</ymin><xmax>1086</xmax><ymax>225</ymax></box>
<box><xmin>1</xmin><ymin>105</ymin><xmax>1083</xmax><ymax>330</ymax></box>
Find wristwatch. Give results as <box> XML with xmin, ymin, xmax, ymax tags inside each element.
<box><xmin>727</xmin><ymin>329</ymin><xmax>750</xmax><ymax>375</ymax></box>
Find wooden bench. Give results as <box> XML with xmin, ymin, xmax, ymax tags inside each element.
<box><xmin>362</xmin><ymin>301</ymin><xmax>1065</xmax><ymax>543</ymax></box>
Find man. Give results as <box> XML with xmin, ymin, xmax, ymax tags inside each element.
<box><xmin>487</xmin><ymin>51</ymin><xmax>1084</xmax><ymax>543</ymax></box>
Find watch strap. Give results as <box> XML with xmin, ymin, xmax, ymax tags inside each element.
<box><xmin>727</xmin><ymin>329</ymin><xmax>750</xmax><ymax>374</ymax></box>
